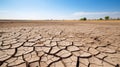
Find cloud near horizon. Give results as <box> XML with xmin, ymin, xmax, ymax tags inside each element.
<box><xmin>72</xmin><ymin>12</ymin><xmax>120</xmax><ymax>19</ymax></box>
<box><xmin>0</xmin><ymin>11</ymin><xmax>120</xmax><ymax>20</ymax></box>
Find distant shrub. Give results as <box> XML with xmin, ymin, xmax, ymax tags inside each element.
<box><xmin>105</xmin><ymin>16</ymin><xmax>110</xmax><ymax>20</ymax></box>
<box><xmin>99</xmin><ymin>18</ymin><xmax>103</xmax><ymax>20</ymax></box>
<box><xmin>117</xmin><ymin>18</ymin><xmax>120</xmax><ymax>20</ymax></box>
<box><xmin>80</xmin><ymin>17</ymin><xmax>87</xmax><ymax>21</ymax></box>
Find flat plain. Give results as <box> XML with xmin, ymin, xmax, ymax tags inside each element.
<box><xmin>0</xmin><ymin>20</ymin><xmax>120</xmax><ymax>67</ymax></box>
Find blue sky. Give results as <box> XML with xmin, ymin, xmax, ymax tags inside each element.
<box><xmin>0</xmin><ymin>0</ymin><xmax>120</xmax><ymax>20</ymax></box>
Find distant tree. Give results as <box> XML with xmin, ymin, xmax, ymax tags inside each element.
<box><xmin>80</xmin><ymin>17</ymin><xmax>87</xmax><ymax>21</ymax></box>
<box><xmin>105</xmin><ymin>16</ymin><xmax>110</xmax><ymax>20</ymax></box>
<box><xmin>99</xmin><ymin>18</ymin><xmax>103</xmax><ymax>20</ymax></box>
<box><xmin>117</xmin><ymin>18</ymin><xmax>120</xmax><ymax>20</ymax></box>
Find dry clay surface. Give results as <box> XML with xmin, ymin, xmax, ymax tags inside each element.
<box><xmin>0</xmin><ymin>22</ymin><xmax>120</xmax><ymax>67</ymax></box>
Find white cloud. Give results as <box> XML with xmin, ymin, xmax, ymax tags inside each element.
<box><xmin>1</xmin><ymin>10</ymin><xmax>120</xmax><ymax>20</ymax></box>
<box><xmin>73</xmin><ymin>12</ymin><xmax>120</xmax><ymax>16</ymax></box>
<box><xmin>72</xmin><ymin>12</ymin><xmax>120</xmax><ymax>19</ymax></box>
<box><xmin>0</xmin><ymin>10</ymin><xmax>45</xmax><ymax>20</ymax></box>
<box><xmin>0</xmin><ymin>10</ymin><xmax>73</xmax><ymax>20</ymax></box>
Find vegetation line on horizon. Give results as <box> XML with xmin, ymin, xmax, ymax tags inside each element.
<box><xmin>80</xmin><ymin>16</ymin><xmax>120</xmax><ymax>21</ymax></box>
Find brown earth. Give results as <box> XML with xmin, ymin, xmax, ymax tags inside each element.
<box><xmin>0</xmin><ymin>20</ymin><xmax>120</xmax><ymax>67</ymax></box>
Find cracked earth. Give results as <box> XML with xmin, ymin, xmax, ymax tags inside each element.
<box><xmin>0</xmin><ymin>21</ymin><xmax>120</xmax><ymax>67</ymax></box>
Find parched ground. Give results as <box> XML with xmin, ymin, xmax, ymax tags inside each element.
<box><xmin>0</xmin><ymin>21</ymin><xmax>120</xmax><ymax>67</ymax></box>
